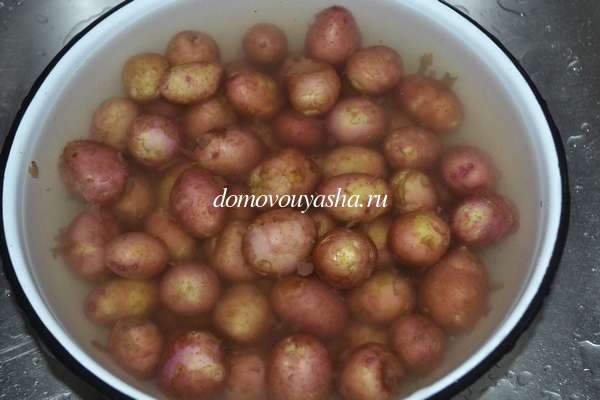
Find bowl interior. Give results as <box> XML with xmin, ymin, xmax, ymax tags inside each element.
<box><xmin>7</xmin><ymin>0</ymin><xmax>558</xmax><ymax>398</ymax></box>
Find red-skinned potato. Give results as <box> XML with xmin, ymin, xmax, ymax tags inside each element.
<box><xmin>91</xmin><ymin>98</ymin><xmax>140</xmax><ymax>151</ymax></box>
<box><xmin>193</xmin><ymin>127</ymin><xmax>266</xmax><ymax>179</ymax></box>
<box><xmin>450</xmin><ymin>193</ymin><xmax>518</xmax><ymax>246</ymax></box>
<box><xmin>440</xmin><ymin>145</ymin><xmax>497</xmax><ymax>195</ymax></box>
<box><xmin>339</xmin><ymin>344</ymin><xmax>405</xmax><ymax>400</ymax></box>
<box><xmin>390</xmin><ymin>314</ymin><xmax>446</xmax><ymax>374</ymax></box>
<box><xmin>128</xmin><ymin>115</ymin><xmax>181</xmax><ymax>169</ymax></box>
<box><xmin>305</xmin><ymin>6</ymin><xmax>361</xmax><ymax>66</ymax></box>
<box><xmin>388</xmin><ymin>109</ymin><xmax>414</xmax><ymax>130</ymax></box>
<box><xmin>243</xmin><ymin>209</ymin><xmax>317</xmax><ymax>277</ymax></box>
<box><xmin>213</xmin><ymin>284</ymin><xmax>272</xmax><ymax>344</ymax></box>
<box><xmin>226</xmin><ymin>69</ymin><xmax>283</xmax><ymax>119</ymax></box>
<box><xmin>169</xmin><ymin>166</ymin><xmax>227</xmax><ymax>238</ymax></box>
<box><xmin>142</xmin><ymin>99</ymin><xmax>183</xmax><ymax>119</ymax></box>
<box><xmin>85</xmin><ymin>279</ymin><xmax>159</xmax><ymax>325</ymax></box>
<box><xmin>159</xmin><ymin>331</ymin><xmax>226</xmax><ymax>399</ymax></box>
<box><xmin>396</xmin><ymin>74</ymin><xmax>464</xmax><ymax>133</ymax></box>
<box><xmin>348</xmin><ymin>270</ymin><xmax>416</xmax><ymax>325</ymax></box>
<box><xmin>160</xmin><ymin>62</ymin><xmax>223</xmax><ymax>105</ymax></box>
<box><xmin>388</xmin><ymin>211</ymin><xmax>451</xmax><ymax>268</ymax></box>
<box><xmin>346</xmin><ymin>46</ymin><xmax>404</xmax><ymax>95</ymax></box>
<box><xmin>165</xmin><ymin>31</ymin><xmax>220</xmax><ymax>66</ymax></box>
<box><xmin>209</xmin><ymin>220</ymin><xmax>258</xmax><ymax>282</ymax></box>
<box><xmin>313</xmin><ymin>228</ymin><xmax>377</xmax><ymax>290</ymax></box>
<box><xmin>153</xmin><ymin>306</ymin><xmax>212</xmax><ymax>334</ymax></box>
<box><xmin>112</xmin><ymin>173</ymin><xmax>155</xmax><ymax>227</ymax></box>
<box><xmin>60</xmin><ymin>207</ymin><xmax>121</xmax><ymax>280</ymax></box>
<box><xmin>270</xmin><ymin>276</ymin><xmax>348</xmax><ymax>339</ymax></box>
<box><xmin>268</xmin><ymin>334</ymin><xmax>333</xmax><ymax>400</ymax></box>
<box><xmin>144</xmin><ymin>209</ymin><xmax>197</xmax><ymax>262</ymax></box>
<box><xmin>224</xmin><ymin>351</ymin><xmax>266</xmax><ymax>400</ymax></box>
<box><xmin>419</xmin><ymin>247</ymin><xmax>490</xmax><ymax>333</ymax></box>
<box><xmin>157</xmin><ymin>160</ymin><xmax>194</xmax><ymax>209</ymax></box>
<box><xmin>159</xmin><ymin>262</ymin><xmax>221</xmax><ymax>316</ymax></box>
<box><xmin>327</xmin><ymin>97</ymin><xmax>387</xmax><ymax>145</ymax></box>
<box><xmin>105</xmin><ymin>232</ymin><xmax>169</xmax><ymax>279</ymax></box>
<box><xmin>228</xmin><ymin>184</ymin><xmax>257</xmax><ymax>221</ymax></box>
<box><xmin>109</xmin><ymin>318</ymin><xmax>164</xmax><ymax>379</ymax></box>
<box><xmin>359</xmin><ymin>216</ymin><xmax>395</xmax><ymax>269</ymax></box>
<box><xmin>322</xmin><ymin>145</ymin><xmax>387</xmax><ymax>179</ymax></box>
<box><xmin>181</xmin><ymin>96</ymin><xmax>238</xmax><ymax>144</ymax></box>
<box><xmin>310</xmin><ymin>210</ymin><xmax>338</xmax><ymax>238</ymax></box>
<box><xmin>383</xmin><ymin>126</ymin><xmax>443</xmax><ymax>170</ymax></box>
<box><xmin>60</xmin><ymin>140</ymin><xmax>128</xmax><ymax>205</ymax></box>
<box><xmin>390</xmin><ymin>169</ymin><xmax>438</xmax><ymax>214</ymax></box>
<box><xmin>273</xmin><ymin>109</ymin><xmax>325</xmax><ymax>150</ymax></box>
<box><xmin>122</xmin><ymin>53</ymin><xmax>169</xmax><ymax>102</ymax></box>
<box><xmin>243</xmin><ymin>23</ymin><xmax>288</xmax><ymax>66</ymax></box>
<box><xmin>246</xmin><ymin>119</ymin><xmax>281</xmax><ymax>152</ymax></box>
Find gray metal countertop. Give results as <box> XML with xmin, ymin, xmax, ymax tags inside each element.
<box><xmin>0</xmin><ymin>0</ymin><xmax>598</xmax><ymax>399</ymax></box>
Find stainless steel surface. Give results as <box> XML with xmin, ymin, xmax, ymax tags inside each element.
<box><xmin>0</xmin><ymin>0</ymin><xmax>595</xmax><ymax>399</ymax></box>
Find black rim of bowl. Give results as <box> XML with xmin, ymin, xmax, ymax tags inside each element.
<box><xmin>0</xmin><ymin>1</ymin><xmax>571</xmax><ymax>399</ymax></box>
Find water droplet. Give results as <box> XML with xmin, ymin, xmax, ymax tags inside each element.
<box><xmin>4</xmin><ymin>288</ymin><xmax>11</xmax><ymax>297</ymax></box>
<box><xmin>579</xmin><ymin>340</ymin><xmax>600</xmax><ymax>383</ymax></box>
<box><xmin>580</xmin><ymin>122</ymin><xmax>592</xmax><ymax>133</ymax></box>
<box><xmin>517</xmin><ymin>370</ymin><xmax>534</xmax><ymax>386</ymax></box>
<box><xmin>568</xmin><ymin>58</ymin><xmax>583</xmax><ymax>73</ymax></box>
<box><xmin>35</xmin><ymin>14</ymin><xmax>48</xmax><ymax>23</ymax></box>
<box><xmin>33</xmin><ymin>380</ymin><xmax>40</xmax><ymax>387</ymax></box>
<box><xmin>544</xmin><ymin>24</ymin><xmax>553</xmax><ymax>33</ymax></box>
<box><xmin>15</xmin><ymin>0</ymin><xmax>24</xmax><ymax>6</ymax></box>
<box><xmin>32</xmin><ymin>357</ymin><xmax>40</xmax><ymax>366</ymax></box>
<box><xmin>567</xmin><ymin>134</ymin><xmax>585</xmax><ymax>147</ymax></box>
<box><xmin>542</xmin><ymin>390</ymin><xmax>563</xmax><ymax>400</ymax></box>
<box><xmin>544</xmin><ymin>364</ymin><xmax>552</xmax><ymax>372</ymax></box>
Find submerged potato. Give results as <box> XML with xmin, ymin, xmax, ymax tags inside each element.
<box><xmin>91</xmin><ymin>97</ymin><xmax>140</xmax><ymax>151</ymax></box>
<box><xmin>144</xmin><ymin>209</ymin><xmax>197</xmax><ymax>262</ymax></box>
<box><xmin>345</xmin><ymin>46</ymin><xmax>404</xmax><ymax>95</ymax></box>
<box><xmin>226</xmin><ymin>69</ymin><xmax>284</xmax><ymax>119</ymax></box>
<box><xmin>322</xmin><ymin>145</ymin><xmax>387</xmax><ymax>179</ymax></box>
<box><xmin>440</xmin><ymin>145</ymin><xmax>498</xmax><ymax>195</ymax></box>
<box><xmin>383</xmin><ymin>126</ymin><xmax>443</xmax><ymax>170</ymax></box>
<box><xmin>181</xmin><ymin>96</ymin><xmax>238</xmax><ymax>144</ymax></box>
<box><xmin>209</xmin><ymin>220</ymin><xmax>258</xmax><ymax>282</ymax></box>
<box><xmin>273</xmin><ymin>109</ymin><xmax>325</xmax><ymax>150</ymax></box>
<box><xmin>122</xmin><ymin>53</ymin><xmax>169</xmax><ymax>102</ymax></box>
<box><xmin>165</xmin><ymin>31</ymin><xmax>220</xmax><ymax>66</ymax></box>
<box><xmin>224</xmin><ymin>351</ymin><xmax>266</xmax><ymax>400</ymax></box>
<box><xmin>156</xmin><ymin>160</ymin><xmax>194</xmax><ymax>209</ymax></box>
<box><xmin>160</xmin><ymin>62</ymin><xmax>223</xmax><ymax>105</ymax></box>
<box><xmin>105</xmin><ymin>232</ymin><xmax>169</xmax><ymax>279</ymax></box>
<box><xmin>390</xmin><ymin>169</ymin><xmax>438</xmax><ymax>214</ymax></box>
<box><xmin>359</xmin><ymin>216</ymin><xmax>395</xmax><ymax>269</ymax></box>
<box><xmin>243</xmin><ymin>23</ymin><xmax>288</xmax><ymax>66</ymax></box>
<box><xmin>112</xmin><ymin>173</ymin><xmax>155</xmax><ymax>227</ymax></box>
<box><xmin>159</xmin><ymin>263</ymin><xmax>221</xmax><ymax>316</ymax></box>
<box><xmin>128</xmin><ymin>115</ymin><xmax>181</xmax><ymax>169</ymax></box>
<box><xmin>327</xmin><ymin>97</ymin><xmax>387</xmax><ymax>145</ymax></box>
<box><xmin>344</xmin><ymin>322</ymin><xmax>388</xmax><ymax>353</ymax></box>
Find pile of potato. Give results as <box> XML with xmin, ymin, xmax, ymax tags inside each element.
<box><xmin>57</xmin><ymin>5</ymin><xmax>518</xmax><ymax>400</ymax></box>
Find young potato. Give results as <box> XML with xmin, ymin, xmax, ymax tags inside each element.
<box><xmin>228</xmin><ymin>184</ymin><xmax>257</xmax><ymax>221</ymax></box>
<box><xmin>160</xmin><ymin>62</ymin><xmax>224</xmax><ymax>105</ymax></box>
<box><xmin>327</xmin><ymin>97</ymin><xmax>387</xmax><ymax>145</ymax></box>
<box><xmin>181</xmin><ymin>96</ymin><xmax>238</xmax><ymax>144</ymax></box>
<box><xmin>144</xmin><ymin>209</ymin><xmax>198</xmax><ymax>262</ymax></box>
<box><xmin>156</xmin><ymin>160</ymin><xmax>194</xmax><ymax>209</ymax></box>
<box><xmin>60</xmin><ymin>207</ymin><xmax>121</xmax><ymax>280</ymax></box>
<box><xmin>396</xmin><ymin>74</ymin><xmax>464</xmax><ymax>133</ymax></box>
<box><xmin>112</xmin><ymin>173</ymin><xmax>155</xmax><ymax>227</ymax></box>
<box><xmin>128</xmin><ymin>115</ymin><xmax>181</xmax><ymax>169</ymax></box>
<box><xmin>344</xmin><ymin>322</ymin><xmax>388</xmax><ymax>353</ymax></box>
<box><xmin>440</xmin><ymin>145</ymin><xmax>498</xmax><ymax>195</ymax></box>
<box><xmin>390</xmin><ymin>314</ymin><xmax>446</xmax><ymax>374</ymax></box>
<box><xmin>248</xmin><ymin>148</ymin><xmax>319</xmax><ymax>198</ymax></box>
<box><xmin>159</xmin><ymin>262</ymin><xmax>221</xmax><ymax>316</ymax></box>
<box><xmin>246</xmin><ymin>119</ymin><xmax>282</xmax><ymax>153</ymax></box>
<box><xmin>159</xmin><ymin>331</ymin><xmax>226</xmax><ymax>399</ymax></box>
<box><xmin>169</xmin><ymin>167</ymin><xmax>227</xmax><ymax>238</ymax></box>
<box><xmin>270</xmin><ymin>277</ymin><xmax>348</xmax><ymax>339</ymax></box>
<box><xmin>84</xmin><ymin>279</ymin><xmax>159</xmax><ymax>325</ymax></box>
<box><xmin>209</xmin><ymin>220</ymin><xmax>258</xmax><ymax>282</ymax></box>
<box><xmin>105</xmin><ymin>232</ymin><xmax>169</xmax><ymax>280</ymax></box>
<box><xmin>122</xmin><ymin>53</ymin><xmax>169</xmax><ymax>102</ymax></box>
<box><xmin>318</xmin><ymin>173</ymin><xmax>392</xmax><ymax>223</ymax></box>
<box><xmin>450</xmin><ymin>193</ymin><xmax>518</xmax><ymax>246</ymax></box>
<box><xmin>193</xmin><ymin>127</ymin><xmax>266</xmax><ymax>179</ymax></box>
<box><xmin>60</xmin><ymin>140</ymin><xmax>129</xmax><ymax>205</ymax></box>
<box><xmin>213</xmin><ymin>284</ymin><xmax>272</xmax><ymax>344</ymax></box>
<box><xmin>383</xmin><ymin>126</ymin><xmax>444</xmax><ymax>170</ymax></box>
<box><xmin>268</xmin><ymin>334</ymin><xmax>333</xmax><ymax>400</ymax></box>
<box><xmin>226</xmin><ymin>69</ymin><xmax>284</xmax><ymax>119</ymax></box>
<box><xmin>359</xmin><ymin>216</ymin><xmax>395</xmax><ymax>269</ymax></box>
<box><xmin>305</xmin><ymin>6</ymin><xmax>361</xmax><ymax>66</ymax></box>
<box><xmin>419</xmin><ymin>247</ymin><xmax>490</xmax><ymax>333</ymax></box>
<box><xmin>309</xmin><ymin>210</ymin><xmax>338</xmax><ymax>238</ymax></box>
<box><xmin>313</xmin><ymin>228</ymin><xmax>377</xmax><ymax>290</ymax></box>
<box><xmin>388</xmin><ymin>109</ymin><xmax>414</xmax><ymax>130</ymax></box>
<box><xmin>390</xmin><ymin>169</ymin><xmax>438</xmax><ymax>214</ymax></box>
<box><xmin>141</xmin><ymin>98</ymin><xmax>183</xmax><ymax>119</ymax></box>
<box><xmin>388</xmin><ymin>210</ymin><xmax>451</xmax><ymax>269</ymax></box>
<box><xmin>224</xmin><ymin>351</ymin><xmax>266</xmax><ymax>400</ymax></box>
<box><xmin>272</xmin><ymin>109</ymin><xmax>325</xmax><ymax>150</ymax></box>
<box><xmin>108</xmin><ymin>318</ymin><xmax>164</xmax><ymax>379</ymax></box>
<box><xmin>242</xmin><ymin>209</ymin><xmax>317</xmax><ymax>277</ymax></box>
<box><xmin>243</xmin><ymin>23</ymin><xmax>288</xmax><ymax>66</ymax></box>
<box><xmin>322</xmin><ymin>145</ymin><xmax>387</xmax><ymax>179</ymax></box>
<box><xmin>339</xmin><ymin>344</ymin><xmax>404</xmax><ymax>400</ymax></box>
<box><xmin>348</xmin><ymin>270</ymin><xmax>416</xmax><ymax>325</ymax></box>
<box><xmin>345</xmin><ymin>46</ymin><xmax>404</xmax><ymax>95</ymax></box>
<box><xmin>165</xmin><ymin>31</ymin><xmax>220</xmax><ymax>66</ymax></box>
<box><xmin>91</xmin><ymin>97</ymin><xmax>140</xmax><ymax>151</ymax></box>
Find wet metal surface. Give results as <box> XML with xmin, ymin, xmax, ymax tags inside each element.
<box><xmin>0</xmin><ymin>0</ymin><xmax>598</xmax><ymax>399</ymax></box>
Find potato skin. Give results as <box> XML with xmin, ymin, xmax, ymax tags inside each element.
<box><xmin>226</xmin><ymin>70</ymin><xmax>284</xmax><ymax>119</ymax></box>
<box><xmin>112</xmin><ymin>173</ymin><xmax>155</xmax><ymax>227</ymax></box>
<box><xmin>305</xmin><ymin>6</ymin><xmax>361</xmax><ymax>66</ymax></box>
<box><xmin>389</xmin><ymin>314</ymin><xmax>446</xmax><ymax>374</ymax></box>
<box><xmin>157</xmin><ymin>160</ymin><xmax>194</xmax><ymax>209</ymax></box>
<box><xmin>128</xmin><ymin>115</ymin><xmax>181</xmax><ymax>169</ymax></box>
<box><xmin>339</xmin><ymin>344</ymin><xmax>404</xmax><ymax>400</ymax></box>
<box><xmin>270</xmin><ymin>277</ymin><xmax>348</xmax><ymax>339</ymax></box>
<box><xmin>242</xmin><ymin>209</ymin><xmax>317</xmax><ymax>277</ymax></box>
<box><xmin>84</xmin><ymin>279</ymin><xmax>159</xmax><ymax>325</ymax></box>
<box><xmin>390</xmin><ymin>169</ymin><xmax>438</xmax><ymax>214</ymax></box>
<box><xmin>243</xmin><ymin>23</ymin><xmax>288</xmax><ymax>66</ymax></box>
<box><xmin>181</xmin><ymin>96</ymin><xmax>238</xmax><ymax>144</ymax></box>
<box><xmin>108</xmin><ymin>318</ymin><xmax>164</xmax><ymax>379</ymax></box>
<box><xmin>396</xmin><ymin>74</ymin><xmax>463</xmax><ymax>133</ymax></box>
<box><xmin>224</xmin><ymin>351</ymin><xmax>266</xmax><ymax>400</ymax></box>
<box><xmin>91</xmin><ymin>98</ymin><xmax>140</xmax><ymax>151</ymax></box>
<box><xmin>344</xmin><ymin>322</ymin><xmax>388</xmax><ymax>352</ymax></box>
<box><xmin>105</xmin><ymin>232</ymin><xmax>169</xmax><ymax>279</ymax></box>
<box><xmin>144</xmin><ymin>209</ymin><xmax>197</xmax><ymax>262</ymax></box>
<box><xmin>327</xmin><ymin>97</ymin><xmax>387</xmax><ymax>145</ymax></box>
<box><xmin>359</xmin><ymin>216</ymin><xmax>395</xmax><ymax>269</ymax></box>
<box><xmin>60</xmin><ymin>140</ymin><xmax>129</xmax><ymax>205</ymax></box>
<box><xmin>313</xmin><ymin>228</ymin><xmax>377</xmax><ymax>290</ymax></box>
<box><xmin>388</xmin><ymin>211</ymin><xmax>451</xmax><ymax>268</ymax></box>
<box><xmin>228</xmin><ymin>184</ymin><xmax>258</xmax><ymax>221</ymax></box>
<box><xmin>213</xmin><ymin>284</ymin><xmax>272</xmax><ymax>344</ymax></box>
<box><xmin>160</xmin><ymin>62</ymin><xmax>224</xmax><ymax>105</ymax></box>
<box><xmin>383</xmin><ymin>126</ymin><xmax>443</xmax><ymax>170</ymax></box>
<box><xmin>169</xmin><ymin>167</ymin><xmax>227</xmax><ymax>238</ymax></box>
<box><xmin>159</xmin><ymin>263</ymin><xmax>221</xmax><ymax>316</ymax></box>
<box><xmin>165</xmin><ymin>31</ymin><xmax>220</xmax><ymax>66</ymax></box>
<box><xmin>159</xmin><ymin>331</ymin><xmax>226</xmax><ymax>399</ymax></box>
<box><xmin>309</xmin><ymin>210</ymin><xmax>338</xmax><ymax>238</ymax></box>
<box><xmin>322</xmin><ymin>145</ymin><xmax>387</xmax><ymax>179</ymax></box>
<box><xmin>419</xmin><ymin>247</ymin><xmax>490</xmax><ymax>333</ymax></box>
<box><xmin>209</xmin><ymin>220</ymin><xmax>258</xmax><ymax>282</ymax></box>
<box><xmin>273</xmin><ymin>109</ymin><xmax>325</xmax><ymax>150</ymax></box>
<box><xmin>268</xmin><ymin>334</ymin><xmax>333</xmax><ymax>400</ymax></box>
<box><xmin>122</xmin><ymin>53</ymin><xmax>169</xmax><ymax>102</ymax></box>
<box><xmin>346</xmin><ymin>46</ymin><xmax>404</xmax><ymax>95</ymax></box>
<box><xmin>246</xmin><ymin>119</ymin><xmax>281</xmax><ymax>153</ymax></box>
<box><xmin>440</xmin><ymin>145</ymin><xmax>497</xmax><ymax>195</ymax></box>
